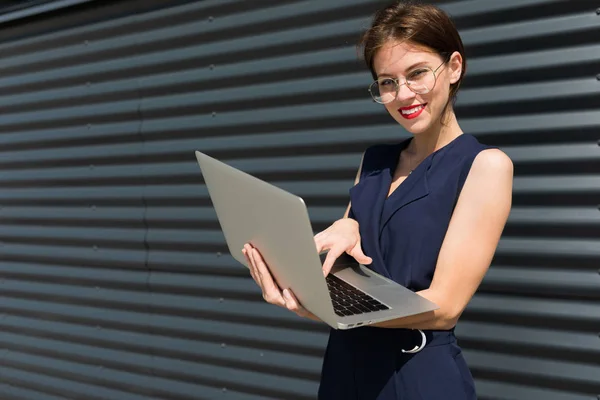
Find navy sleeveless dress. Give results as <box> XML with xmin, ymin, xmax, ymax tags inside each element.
<box><xmin>318</xmin><ymin>134</ymin><xmax>492</xmax><ymax>400</ymax></box>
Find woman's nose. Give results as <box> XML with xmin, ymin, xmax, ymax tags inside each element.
<box><xmin>395</xmin><ymin>83</ymin><xmax>416</xmax><ymax>103</ymax></box>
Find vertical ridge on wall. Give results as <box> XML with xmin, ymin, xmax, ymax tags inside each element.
<box><xmin>0</xmin><ymin>0</ymin><xmax>598</xmax><ymax>399</ymax></box>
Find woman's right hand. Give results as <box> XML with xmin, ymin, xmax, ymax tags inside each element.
<box><xmin>314</xmin><ymin>218</ymin><xmax>373</xmax><ymax>277</ymax></box>
<box><xmin>242</xmin><ymin>243</ymin><xmax>321</xmax><ymax>322</ymax></box>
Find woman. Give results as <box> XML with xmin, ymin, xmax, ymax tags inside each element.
<box><xmin>243</xmin><ymin>1</ymin><xmax>513</xmax><ymax>399</ymax></box>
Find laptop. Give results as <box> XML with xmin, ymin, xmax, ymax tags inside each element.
<box><xmin>195</xmin><ymin>151</ymin><xmax>438</xmax><ymax>330</ymax></box>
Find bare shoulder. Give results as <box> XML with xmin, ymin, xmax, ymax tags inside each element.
<box><xmin>461</xmin><ymin>148</ymin><xmax>513</xmax><ymax>204</ymax></box>
<box><xmin>454</xmin><ymin>148</ymin><xmax>513</xmax><ymax>226</ymax></box>
<box><xmin>471</xmin><ymin>148</ymin><xmax>513</xmax><ymax>179</ymax></box>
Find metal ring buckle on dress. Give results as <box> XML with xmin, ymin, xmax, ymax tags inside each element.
<box><xmin>401</xmin><ymin>329</ymin><xmax>426</xmax><ymax>354</ymax></box>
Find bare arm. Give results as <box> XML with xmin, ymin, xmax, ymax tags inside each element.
<box><xmin>373</xmin><ymin>149</ymin><xmax>514</xmax><ymax>330</ymax></box>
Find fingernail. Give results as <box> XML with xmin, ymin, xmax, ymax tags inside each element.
<box><xmin>283</xmin><ymin>289</ymin><xmax>290</xmax><ymax>299</ymax></box>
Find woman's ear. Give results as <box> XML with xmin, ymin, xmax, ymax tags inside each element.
<box><xmin>448</xmin><ymin>51</ymin><xmax>463</xmax><ymax>84</ymax></box>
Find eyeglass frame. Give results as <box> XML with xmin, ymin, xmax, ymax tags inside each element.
<box><xmin>368</xmin><ymin>57</ymin><xmax>449</xmax><ymax>104</ymax></box>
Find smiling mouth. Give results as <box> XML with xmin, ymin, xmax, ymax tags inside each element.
<box><xmin>398</xmin><ymin>103</ymin><xmax>427</xmax><ymax>119</ymax></box>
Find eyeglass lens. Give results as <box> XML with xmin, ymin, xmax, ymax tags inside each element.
<box><xmin>370</xmin><ymin>67</ymin><xmax>436</xmax><ymax>104</ymax></box>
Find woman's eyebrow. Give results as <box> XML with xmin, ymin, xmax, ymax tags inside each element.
<box><xmin>376</xmin><ymin>61</ymin><xmax>431</xmax><ymax>79</ymax></box>
<box><xmin>405</xmin><ymin>61</ymin><xmax>430</xmax><ymax>71</ymax></box>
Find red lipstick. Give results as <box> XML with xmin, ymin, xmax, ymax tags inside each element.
<box><xmin>398</xmin><ymin>103</ymin><xmax>427</xmax><ymax>120</ymax></box>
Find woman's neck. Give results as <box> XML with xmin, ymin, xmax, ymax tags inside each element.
<box><xmin>407</xmin><ymin>110</ymin><xmax>463</xmax><ymax>158</ymax></box>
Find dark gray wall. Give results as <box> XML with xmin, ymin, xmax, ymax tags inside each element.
<box><xmin>0</xmin><ymin>1</ymin><xmax>95</xmax><ymax>23</ymax></box>
<box><xmin>0</xmin><ymin>0</ymin><xmax>598</xmax><ymax>399</ymax></box>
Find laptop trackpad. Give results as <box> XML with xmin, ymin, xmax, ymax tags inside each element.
<box><xmin>321</xmin><ymin>252</ymin><xmax>391</xmax><ymax>287</ymax></box>
<box><xmin>332</xmin><ymin>263</ymin><xmax>390</xmax><ymax>288</ymax></box>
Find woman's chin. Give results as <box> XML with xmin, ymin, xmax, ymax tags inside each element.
<box><xmin>389</xmin><ymin>109</ymin><xmax>435</xmax><ymax>135</ymax></box>
<box><xmin>401</xmin><ymin>120</ymin><xmax>431</xmax><ymax>135</ymax></box>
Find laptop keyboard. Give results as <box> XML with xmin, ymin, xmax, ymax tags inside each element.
<box><xmin>325</xmin><ymin>274</ymin><xmax>390</xmax><ymax>317</ymax></box>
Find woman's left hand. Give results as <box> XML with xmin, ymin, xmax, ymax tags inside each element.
<box><xmin>242</xmin><ymin>243</ymin><xmax>321</xmax><ymax>322</ymax></box>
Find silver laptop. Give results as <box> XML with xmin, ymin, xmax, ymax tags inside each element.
<box><xmin>195</xmin><ymin>151</ymin><xmax>438</xmax><ymax>330</ymax></box>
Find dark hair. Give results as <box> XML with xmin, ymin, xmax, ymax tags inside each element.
<box><xmin>359</xmin><ymin>1</ymin><xmax>466</xmax><ymax>108</ymax></box>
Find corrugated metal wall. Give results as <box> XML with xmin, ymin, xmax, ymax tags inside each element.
<box><xmin>0</xmin><ymin>0</ymin><xmax>598</xmax><ymax>399</ymax></box>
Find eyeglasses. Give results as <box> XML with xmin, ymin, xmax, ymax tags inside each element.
<box><xmin>368</xmin><ymin>60</ymin><xmax>447</xmax><ymax>104</ymax></box>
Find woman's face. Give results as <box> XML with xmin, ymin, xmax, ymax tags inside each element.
<box><xmin>372</xmin><ymin>41</ymin><xmax>462</xmax><ymax>135</ymax></box>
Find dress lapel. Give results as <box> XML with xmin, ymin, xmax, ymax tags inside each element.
<box><xmin>379</xmin><ymin>135</ymin><xmax>471</xmax><ymax>230</ymax></box>
<box><xmin>348</xmin><ymin>139</ymin><xmax>433</xmax><ymax>278</ymax></box>
<box><xmin>380</xmin><ymin>158</ymin><xmax>430</xmax><ymax>235</ymax></box>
